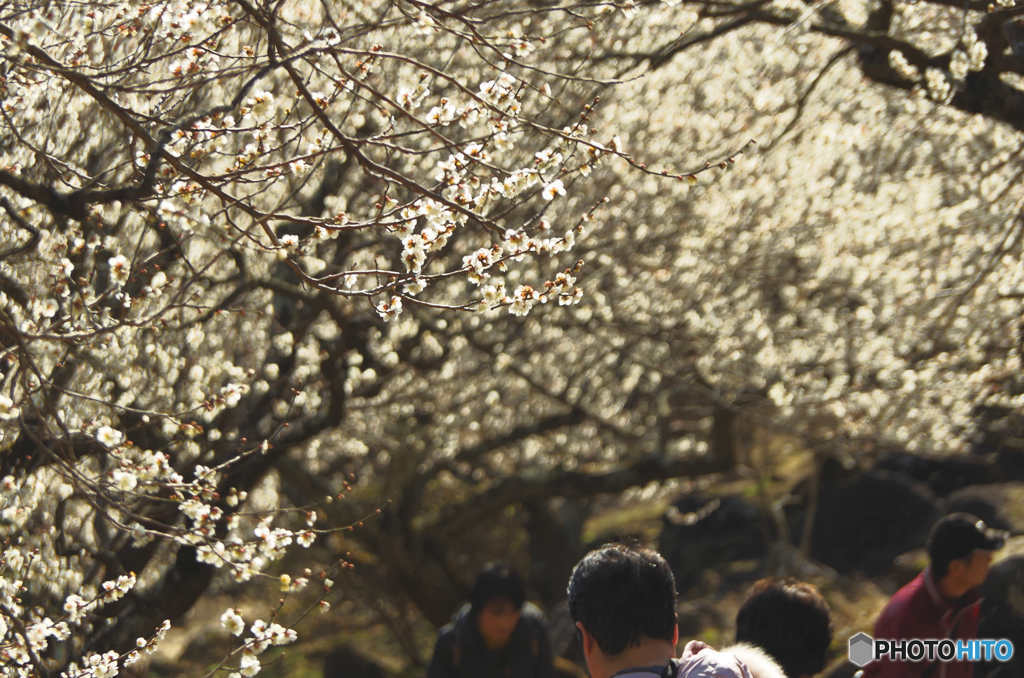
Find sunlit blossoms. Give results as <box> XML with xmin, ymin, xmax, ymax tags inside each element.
<box><xmin>0</xmin><ymin>0</ymin><xmax>658</xmax><ymax>672</ymax></box>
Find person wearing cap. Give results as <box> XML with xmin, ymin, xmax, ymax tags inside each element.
<box><xmin>427</xmin><ymin>563</ymin><xmax>555</xmax><ymax>678</ymax></box>
<box><xmin>566</xmin><ymin>543</ymin><xmax>785</xmax><ymax>678</ymax></box>
<box><xmin>862</xmin><ymin>512</ymin><xmax>1008</xmax><ymax>678</ymax></box>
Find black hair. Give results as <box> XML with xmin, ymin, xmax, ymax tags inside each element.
<box><xmin>566</xmin><ymin>544</ymin><xmax>678</xmax><ymax>656</ymax></box>
<box><xmin>470</xmin><ymin>563</ymin><xmax>526</xmax><ymax>612</ymax></box>
<box><xmin>927</xmin><ymin>513</ymin><xmax>1004</xmax><ymax>579</ymax></box>
<box><xmin>735</xmin><ymin>578</ymin><xmax>832</xmax><ymax>678</ymax></box>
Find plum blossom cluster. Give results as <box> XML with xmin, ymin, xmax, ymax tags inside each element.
<box><xmin>0</xmin><ymin>569</ymin><xmax>142</xmax><ymax>673</ymax></box>
<box><xmin>218</xmin><ymin>610</ymin><xmax>298</xmax><ymax>677</ymax></box>
<box><xmin>503</xmin><ymin>266</ymin><xmax>585</xmax><ymax>316</ymax></box>
<box><xmin>0</xmin><ymin>431</ymin><xmax>329</xmax><ymax>677</ymax></box>
<box><xmin>388</xmin><ymin>128</ymin><xmax>613</xmax><ymax>320</ymax></box>
<box><xmin>98</xmin><ymin>435</ymin><xmax>187</xmax><ymax>499</ymax></box>
<box><xmin>0</xmin><ymin>605</ymin><xmax>72</xmax><ymax>668</ymax></box>
<box><xmin>890</xmin><ymin>30</ymin><xmax>988</xmax><ymax>102</ymax></box>
<box><xmin>883</xmin><ymin>3</ymin><xmax>997</xmax><ymax>103</ymax></box>
<box><xmin>174</xmin><ymin>464</ymin><xmax>312</xmax><ymax>582</ymax></box>
<box><xmin>379</xmin><ymin>97</ymin><xmax>615</xmax><ymax>320</ymax></box>
<box><xmin>61</xmin><ymin>620</ymin><xmax>172</xmax><ymax>678</ymax></box>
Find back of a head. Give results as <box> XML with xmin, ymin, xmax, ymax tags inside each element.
<box><xmin>470</xmin><ymin>562</ymin><xmax>526</xmax><ymax>612</ymax></box>
<box><xmin>735</xmin><ymin>578</ymin><xmax>832</xmax><ymax>678</ymax></box>
<box><xmin>567</xmin><ymin>544</ymin><xmax>678</xmax><ymax>656</ymax></box>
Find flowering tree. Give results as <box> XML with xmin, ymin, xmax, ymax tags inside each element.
<box><xmin>0</xmin><ymin>0</ymin><xmax>756</xmax><ymax>674</ymax></box>
<box><xmin>281</xmin><ymin>3</ymin><xmax>1024</xmax><ymax>659</ymax></box>
<box><xmin>4</xmin><ymin>0</ymin><xmax>1023</xmax><ymax>674</ymax></box>
<box><xmin>632</xmin><ymin>0</ymin><xmax>1024</xmax><ymax>130</ymax></box>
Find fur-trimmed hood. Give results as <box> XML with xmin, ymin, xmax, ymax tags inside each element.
<box><xmin>676</xmin><ymin>640</ymin><xmax>787</xmax><ymax>678</ymax></box>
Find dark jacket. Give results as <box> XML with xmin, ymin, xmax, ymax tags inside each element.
<box><xmin>426</xmin><ymin>603</ymin><xmax>555</xmax><ymax>678</ymax></box>
<box><xmin>862</xmin><ymin>568</ymin><xmax>981</xmax><ymax>678</ymax></box>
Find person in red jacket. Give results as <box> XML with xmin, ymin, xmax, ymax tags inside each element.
<box><xmin>862</xmin><ymin>513</ymin><xmax>1007</xmax><ymax>678</ymax></box>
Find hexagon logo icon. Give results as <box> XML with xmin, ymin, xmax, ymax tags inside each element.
<box><xmin>849</xmin><ymin>632</ymin><xmax>875</xmax><ymax>667</ymax></box>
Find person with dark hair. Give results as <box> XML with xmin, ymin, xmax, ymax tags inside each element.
<box><xmin>735</xmin><ymin>578</ymin><xmax>833</xmax><ymax>678</ymax></box>
<box><xmin>566</xmin><ymin>544</ymin><xmax>784</xmax><ymax>678</ymax></box>
<box><xmin>427</xmin><ymin>563</ymin><xmax>554</xmax><ymax>678</ymax></box>
<box><xmin>862</xmin><ymin>513</ymin><xmax>1008</xmax><ymax>678</ymax></box>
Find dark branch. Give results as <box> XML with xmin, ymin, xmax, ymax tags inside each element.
<box><xmin>0</xmin><ymin>196</ymin><xmax>41</xmax><ymax>260</ymax></box>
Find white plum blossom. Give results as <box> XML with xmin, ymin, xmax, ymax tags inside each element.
<box><xmin>111</xmin><ymin>469</ymin><xmax>138</xmax><ymax>492</ymax></box>
<box><xmin>0</xmin><ymin>395</ymin><xmax>20</xmax><ymax>421</ymax></box>
<box><xmin>464</xmin><ymin>248</ymin><xmax>495</xmax><ymax>275</ymax></box>
<box><xmin>108</xmin><ymin>254</ymin><xmax>131</xmax><ymax>284</ymax></box>
<box><xmin>220</xmin><ymin>608</ymin><xmax>246</xmax><ymax>636</ymax></box>
<box><xmin>403</xmin><ymin>277</ymin><xmax>426</xmax><ymax>295</ymax></box>
<box><xmin>247</xmin><ymin>90</ymin><xmax>275</xmax><ymax>119</ymax></box>
<box><xmin>63</xmin><ymin>594</ymin><xmax>87</xmax><ymax>624</ymax></box>
<box><xmin>239</xmin><ymin>652</ymin><xmax>261</xmax><ymax>677</ymax></box>
<box><xmin>541</xmin><ymin>179</ymin><xmax>566</xmax><ymax>201</ymax></box>
<box><xmin>68</xmin><ymin>651</ymin><xmax>120</xmax><ymax>678</ymax></box>
<box><xmin>509</xmin><ymin>285</ymin><xmax>539</xmax><ymax>316</ymax></box>
<box><xmin>95</xmin><ymin>426</ymin><xmax>124</xmax><ymax>448</ymax></box>
<box><xmin>482</xmin><ymin>282</ymin><xmax>507</xmax><ymax>307</ymax></box>
<box><xmin>425</xmin><ymin>99</ymin><xmax>460</xmax><ymax>125</ymax></box>
<box><xmin>401</xmin><ymin>236</ymin><xmax>428</xmax><ymax>273</ymax></box>
<box><xmin>376</xmin><ymin>296</ymin><xmax>403</xmax><ymax>321</ymax></box>
<box><xmin>38</xmin><ymin>298</ymin><xmax>59</xmax><ymax>318</ymax></box>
